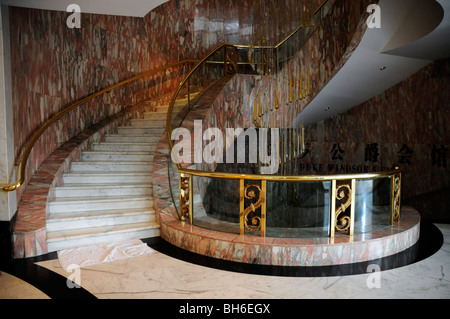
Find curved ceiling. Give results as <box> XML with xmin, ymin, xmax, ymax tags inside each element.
<box><xmin>294</xmin><ymin>0</ymin><xmax>450</xmax><ymax>127</ymax></box>
<box><xmin>0</xmin><ymin>0</ymin><xmax>169</xmax><ymax>17</ymax></box>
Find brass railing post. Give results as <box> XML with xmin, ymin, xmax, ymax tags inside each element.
<box><xmin>239</xmin><ymin>179</ymin><xmax>245</xmax><ymax>235</ymax></box>
<box><xmin>330</xmin><ymin>180</ymin><xmax>336</xmax><ymax>239</ymax></box>
<box><xmin>391</xmin><ymin>173</ymin><xmax>402</xmax><ymax>224</ymax></box>
<box><xmin>179</xmin><ymin>173</ymin><xmax>192</xmax><ymax>224</ymax></box>
<box><xmin>260</xmin><ymin>180</ymin><xmax>266</xmax><ymax>237</ymax></box>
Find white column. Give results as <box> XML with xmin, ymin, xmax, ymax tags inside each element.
<box><xmin>0</xmin><ymin>5</ymin><xmax>17</xmax><ymax>221</ymax></box>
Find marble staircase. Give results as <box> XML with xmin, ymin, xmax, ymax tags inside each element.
<box><xmin>46</xmin><ymin>98</ymin><xmax>190</xmax><ymax>252</ymax></box>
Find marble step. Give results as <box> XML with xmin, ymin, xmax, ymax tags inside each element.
<box><xmin>63</xmin><ymin>172</ymin><xmax>152</xmax><ymax>184</ymax></box>
<box><xmin>129</xmin><ymin>119</ymin><xmax>166</xmax><ymax>127</ymax></box>
<box><xmin>93</xmin><ymin>142</ymin><xmax>157</xmax><ymax>152</ymax></box>
<box><xmin>70</xmin><ymin>161</ymin><xmax>153</xmax><ymax>172</ymax></box>
<box><xmin>46</xmin><ymin>222</ymin><xmax>160</xmax><ymax>252</ymax></box>
<box><xmin>54</xmin><ymin>183</ymin><xmax>153</xmax><ymax>198</ymax></box>
<box><xmin>49</xmin><ymin>195</ymin><xmax>154</xmax><ymax>214</ymax></box>
<box><xmin>81</xmin><ymin>151</ymin><xmax>154</xmax><ymax>162</ymax></box>
<box><xmin>46</xmin><ymin>208</ymin><xmax>156</xmax><ymax>232</ymax></box>
<box><xmin>117</xmin><ymin>126</ymin><xmax>165</xmax><ymax>135</ymax></box>
<box><xmin>143</xmin><ymin>112</ymin><xmax>166</xmax><ymax>120</ymax></box>
<box><xmin>104</xmin><ymin>134</ymin><xmax>161</xmax><ymax>143</ymax></box>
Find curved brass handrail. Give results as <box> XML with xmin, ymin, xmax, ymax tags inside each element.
<box><xmin>177</xmin><ymin>166</ymin><xmax>403</xmax><ymax>182</ymax></box>
<box><xmin>166</xmin><ymin>43</ymin><xmax>248</xmax><ymax>163</ymax></box>
<box><xmin>1</xmin><ymin>59</ymin><xmax>198</xmax><ymax>192</ymax></box>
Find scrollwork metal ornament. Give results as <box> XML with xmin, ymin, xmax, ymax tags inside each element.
<box><xmin>243</xmin><ymin>184</ymin><xmax>262</xmax><ymax>232</ymax></box>
<box><xmin>392</xmin><ymin>174</ymin><xmax>401</xmax><ymax>222</ymax></box>
<box><xmin>335</xmin><ymin>184</ymin><xmax>352</xmax><ymax>233</ymax></box>
<box><xmin>180</xmin><ymin>174</ymin><xmax>190</xmax><ymax>221</ymax></box>
<box><xmin>224</xmin><ymin>46</ymin><xmax>239</xmax><ymax>75</ymax></box>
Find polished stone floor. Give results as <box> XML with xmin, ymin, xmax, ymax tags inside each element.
<box><xmin>0</xmin><ymin>222</ymin><xmax>448</xmax><ymax>301</ymax></box>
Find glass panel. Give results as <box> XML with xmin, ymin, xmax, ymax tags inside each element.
<box><xmin>168</xmin><ymin>155</ymin><xmax>181</xmax><ymax>218</ymax></box>
<box><xmin>354</xmin><ymin>178</ymin><xmax>392</xmax><ymax>234</ymax></box>
<box><xmin>191</xmin><ymin>175</ymin><xmax>240</xmax><ymax>235</ymax></box>
<box><xmin>266</xmin><ymin>181</ymin><xmax>331</xmax><ymax>238</ymax></box>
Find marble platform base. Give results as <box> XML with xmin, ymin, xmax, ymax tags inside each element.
<box><xmin>151</xmin><ymin>80</ymin><xmax>421</xmax><ymax>267</ymax></box>
<box><xmin>158</xmin><ymin>207</ymin><xmax>420</xmax><ymax>267</ymax></box>
<box><xmin>153</xmin><ymin>136</ymin><xmax>420</xmax><ymax>266</ymax></box>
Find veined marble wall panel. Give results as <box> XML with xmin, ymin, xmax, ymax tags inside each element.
<box><xmin>306</xmin><ymin>59</ymin><xmax>450</xmax><ymax>200</ymax></box>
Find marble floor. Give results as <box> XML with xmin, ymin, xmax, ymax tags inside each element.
<box><xmin>1</xmin><ymin>222</ymin><xmax>449</xmax><ymax>302</ymax></box>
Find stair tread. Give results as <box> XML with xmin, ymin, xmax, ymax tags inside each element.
<box><xmin>83</xmin><ymin>151</ymin><xmax>152</xmax><ymax>154</ymax></box>
<box><xmin>46</xmin><ymin>222</ymin><xmax>160</xmax><ymax>241</ymax></box>
<box><xmin>94</xmin><ymin>142</ymin><xmax>157</xmax><ymax>145</ymax></box>
<box><xmin>47</xmin><ymin>208</ymin><xmax>156</xmax><ymax>221</ymax></box>
<box><xmin>72</xmin><ymin>161</ymin><xmax>153</xmax><ymax>165</ymax></box>
<box><xmin>55</xmin><ymin>183</ymin><xmax>153</xmax><ymax>189</ymax></box>
<box><xmin>105</xmin><ymin>133</ymin><xmax>163</xmax><ymax>137</ymax></box>
<box><xmin>51</xmin><ymin>195</ymin><xmax>153</xmax><ymax>203</ymax></box>
<box><xmin>65</xmin><ymin>171</ymin><xmax>152</xmax><ymax>175</ymax></box>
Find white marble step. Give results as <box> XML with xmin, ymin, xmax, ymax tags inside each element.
<box><xmin>47</xmin><ymin>222</ymin><xmax>160</xmax><ymax>252</ymax></box>
<box><xmin>70</xmin><ymin>161</ymin><xmax>152</xmax><ymax>172</ymax></box>
<box><xmin>49</xmin><ymin>195</ymin><xmax>154</xmax><ymax>214</ymax></box>
<box><xmin>93</xmin><ymin>142</ymin><xmax>157</xmax><ymax>152</ymax></box>
<box><xmin>54</xmin><ymin>183</ymin><xmax>153</xmax><ymax>198</ymax></box>
<box><xmin>46</xmin><ymin>208</ymin><xmax>156</xmax><ymax>232</ymax></box>
<box><xmin>143</xmin><ymin>112</ymin><xmax>166</xmax><ymax>120</ymax></box>
<box><xmin>129</xmin><ymin>119</ymin><xmax>166</xmax><ymax>127</ymax></box>
<box><xmin>63</xmin><ymin>172</ymin><xmax>152</xmax><ymax>184</ymax></box>
<box><xmin>117</xmin><ymin>126</ymin><xmax>165</xmax><ymax>135</ymax></box>
<box><xmin>81</xmin><ymin>151</ymin><xmax>154</xmax><ymax>162</ymax></box>
<box><xmin>104</xmin><ymin>134</ymin><xmax>162</xmax><ymax>143</ymax></box>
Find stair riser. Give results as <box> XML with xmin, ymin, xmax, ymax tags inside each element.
<box><xmin>46</xmin><ymin>214</ymin><xmax>156</xmax><ymax>232</ymax></box>
<box><xmin>93</xmin><ymin>144</ymin><xmax>156</xmax><ymax>152</ymax></box>
<box><xmin>81</xmin><ymin>153</ymin><xmax>154</xmax><ymax>161</ymax></box>
<box><xmin>105</xmin><ymin>136</ymin><xmax>161</xmax><ymax>143</ymax></box>
<box><xmin>130</xmin><ymin>120</ymin><xmax>166</xmax><ymax>127</ymax></box>
<box><xmin>49</xmin><ymin>199</ymin><xmax>154</xmax><ymax>214</ymax></box>
<box><xmin>117</xmin><ymin>127</ymin><xmax>165</xmax><ymax>135</ymax></box>
<box><xmin>54</xmin><ymin>186</ymin><xmax>152</xmax><ymax>198</ymax></box>
<box><xmin>143</xmin><ymin>113</ymin><xmax>166</xmax><ymax>120</ymax></box>
<box><xmin>47</xmin><ymin>228</ymin><xmax>160</xmax><ymax>252</ymax></box>
<box><xmin>63</xmin><ymin>174</ymin><xmax>151</xmax><ymax>184</ymax></box>
<box><xmin>70</xmin><ymin>163</ymin><xmax>153</xmax><ymax>172</ymax></box>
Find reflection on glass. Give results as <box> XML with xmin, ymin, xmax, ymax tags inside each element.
<box><xmin>354</xmin><ymin>178</ymin><xmax>392</xmax><ymax>234</ymax></box>
<box><xmin>168</xmin><ymin>156</ymin><xmax>181</xmax><ymax>218</ymax></box>
<box><xmin>266</xmin><ymin>181</ymin><xmax>331</xmax><ymax>238</ymax></box>
<box><xmin>192</xmin><ymin>176</ymin><xmax>241</xmax><ymax>234</ymax></box>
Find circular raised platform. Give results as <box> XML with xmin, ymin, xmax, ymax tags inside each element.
<box><xmin>158</xmin><ymin>207</ymin><xmax>420</xmax><ymax>267</ymax></box>
<box><xmin>152</xmin><ymin>126</ymin><xmax>420</xmax><ymax>268</ymax></box>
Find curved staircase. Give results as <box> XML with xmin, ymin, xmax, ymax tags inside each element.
<box><xmin>45</xmin><ymin>99</ymin><xmax>189</xmax><ymax>252</ymax></box>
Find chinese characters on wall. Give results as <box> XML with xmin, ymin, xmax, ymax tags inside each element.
<box><xmin>297</xmin><ymin>142</ymin><xmax>448</xmax><ymax>173</ymax></box>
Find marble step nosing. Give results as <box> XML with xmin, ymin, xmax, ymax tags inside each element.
<box><xmin>46</xmin><ymin>223</ymin><xmax>160</xmax><ymax>252</ymax></box>
<box><xmin>46</xmin><ymin>210</ymin><xmax>157</xmax><ymax>232</ymax></box>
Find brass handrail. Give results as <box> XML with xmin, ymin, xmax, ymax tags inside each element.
<box><xmin>1</xmin><ymin>59</ymin><xmax>198</xmax><ymax>192</ymax></box>
<box><xmin>177</xmin><ymin>166</ymin><xmax>403</xmax><ymax>182</ymax></box>
<box><xmin>166</xmin><ymin>1</ymin><xmax>330</xmax><ymax>173</ymax></box>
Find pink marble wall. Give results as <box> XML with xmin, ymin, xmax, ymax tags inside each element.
<box><xmin>204</xmin><ymin>0</ymin><xmax>373</xmax><ymax>134</ymax></box>
<box><xmin>8</xmin><ymin>0</ymin><xmax>269</xmax><ymax>204</ymax></box>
